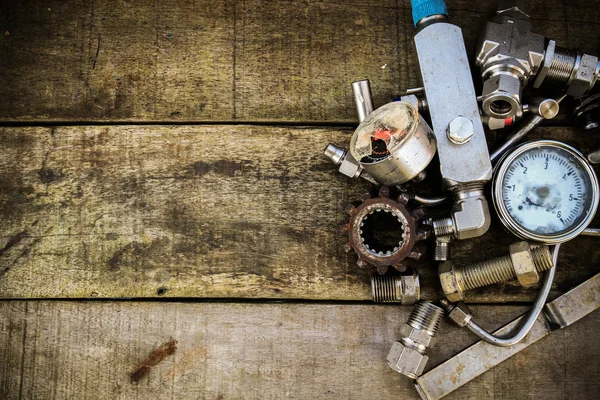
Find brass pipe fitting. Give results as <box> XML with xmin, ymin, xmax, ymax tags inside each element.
<box><xmin>439</xmin><ymin>241</ymin><xmax>553</xmax><ymax>301</ymax></box>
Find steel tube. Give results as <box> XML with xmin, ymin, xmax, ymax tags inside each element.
<box><xmin>352</xmin><ymin>80</ymin><xmax>374</xmax><ymax>123</ymax></box>
<box><xmin>464</xmin><ymin>244</ymin><xmax>560</xmax><ymax>346</ymax></box>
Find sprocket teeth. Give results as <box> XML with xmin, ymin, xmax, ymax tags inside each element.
<box><xmin>340</xmin><ymin>223</ymin><xmax>350</xmax><ymax>234</ymax></box>
<box><xmin>376</xmin><ymin>265</ymin><xmax>389</xmax><ymax>275</ymax></box>
<box><xmin>378</xmin><ymin>186</ymin><xmax>390</xmax><ymax>198</ymax></box>
<box><xmin>392</xmin><ymin>262</ymin><xmax>408</xmax><ymax>273</ymax></box>
<box><xmin>408</xmin><ymin>245</ymin><xmax>425</xmax><ymax>260</ymax></box>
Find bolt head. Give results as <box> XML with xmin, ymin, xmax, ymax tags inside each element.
<box><xmin>447</xmin><ymin>116</ymin><xmax>474</xmax><ymax>145</ymax></box>
<box><xmin>386</xmin><ymin>341</ymin><xmax>429</xmax><ymax>379</ymax></box>
<box><xmin>438</xmin><ymin>261</ymin><xmax>463</xmax><ymax>302</ymax></box>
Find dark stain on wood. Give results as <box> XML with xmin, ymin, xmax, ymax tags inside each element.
<box><xmin>106</xmin><ymin>238</ymin><xmax>170</xmax><ymax>271</ymax></box>
<box><xmin>0</xmin><ymin>231</ymin><xmax>27</xmax><ymax>259</ymax></box>
<box><xmin>188</xmin><ymin>160</ymin><xmax>249</xmax><ymax>178</ymax></box>
<box><xmin>38</xmin><ymin>167</ymin><xmax>63</xmax><ymax>184</ymax></box>
<box><xmin>129</xmin><ymin>338</ymin><xmax>177</xmax><ymax>384</ymax></box>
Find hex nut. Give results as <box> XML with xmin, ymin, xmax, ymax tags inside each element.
<box><xmin>448</xmin><ymin>302</ymin><xmax>472</xmax><ymax>327</ymax></box>
<box><xmin>567</xmin><ymin>54</ymin><xmax>599</xmax><ymax>98</ymax></box>
<box><xmin>482</xmin><ymin>73</ymin><xmax>522</xmax><ymax>118</ymax></box>
<box><xmin>509</xmin><ymin>241</ymin><xmax>539</xmax><ymax>286</ymax></box>
<box><xmin>386</xmin><ymin>341</ymin><xmax>429</xmax><ymax>379</ymax></box>
<box><xmin>400</xmin><ymin>323</ymin><xmax>436</xmax><ymax>348</ymax></box>
<box><xmin>447</xmin><ymin>116</ymin><xmax>474</xmax><ymax>145</ymax></box>
<box><xmin>401</xmin><ymin>274</ymin><xmax>420</xmax><ymax>305</ymax></box>
<box><xmin>533</xmin><ymin>40</ymin><xmax>556</xmax><ymax>88</ymax></box>
<box><xmin>338</xmin><ymin>152</ymin><xmax>362</xmax><ymax>178</ymax></box>
<box><xmin>439</xmin><ymin>261</ymin><xmax>463</xmax><ymax>302</ymax></box>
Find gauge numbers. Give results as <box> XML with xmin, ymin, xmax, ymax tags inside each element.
<box><xmin>494</xmin><ymin>141</ymin><xmax>599</xmax><ymax>243</ymax></box>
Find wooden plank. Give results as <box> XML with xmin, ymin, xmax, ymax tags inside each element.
<box><xmin>0</xmin><ymin>301</ymin><xmax>598</xmax><ymax>399</ymax></box>
<box><xmin>0</xmin><ymin>0</ymin><xmax>599</xmax><ymax>123</ymax></box>
<box><xmin>0</xmin><ymin>124</ymin><xmax>598</xmax><ymax>300</ymax></box>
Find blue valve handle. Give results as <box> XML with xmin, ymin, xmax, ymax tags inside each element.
<box><xmin>410</xmin><ymin>0</ymin><xmax>448</xmax><ymax>26</ymax></box>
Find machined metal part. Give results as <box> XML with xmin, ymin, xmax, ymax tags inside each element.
<box><xmin>371</xmin><ymin>272</ymin><xmax>420</xmax><ymax>305</ymax></box>
<box><xmin>429</xmin><ymin>184</ymin><xmax>491</xmax><ymax>240</ymax></box>
<box><xmin>439</xmin><ymin>299</ymin><xmax>472</xmax><ymax>327</ymax></box>
<box><xmin>344</xmin><ymin>186</ymin><xmax>429</xmax><ymax>274</ymax></box>
<box><xmin>414</xmin><ymin>22</ymin><xmax>492</xmax><ymax>188</ymax></box>
<box><xmin>415</xmin><ymin>272</ymin><xmax>600</xmax><ymax>400</ymax></box>
<box><xmin>323</xmin><ymin>144</ymin><xmax>363</xmax><ymax>179</ymax></box>
<box><xmin>433</xmin><ymin>236</ymin><xmax>451</xmax><ymax>261</ymax></box>
<box><xmin>352</xmin><ymin>80</ymin><xmax>374</xmax><ymax>123</ymax></box>
<box><xmin>439</xmin><ymin>241</ymin><xmax>553</xmax><ymax>302</ymax></box>
<box><xmin>476</xmin><ymin>1</ymin><xmax>544</xmax><ymax>120</ymax></box>
<box><xmin>387</xmin><ymin>301</ymin><xmax>444</xmax><ymax>379</ymax></box>
<box><xmin>349</xmin><ymin>101</ymin><xmax>437</xmax><ymax>185</ymax></box>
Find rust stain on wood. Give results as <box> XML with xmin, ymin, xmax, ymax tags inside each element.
<box><xmin>130</xmin><ymin>338</ymin><xmax>178</xmax><ymax>384</ymax></box>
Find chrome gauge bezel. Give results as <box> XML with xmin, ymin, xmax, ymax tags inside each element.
<box><xmin>492</xmin><ymin>140</ymin><xmax>599</xmax><ymax>244</ymax></box>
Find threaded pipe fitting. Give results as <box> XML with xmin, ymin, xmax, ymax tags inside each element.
<box><xmin>545</xmin><ymin>46</ymin><xmax>578</xmax><ymax>87</ymax></box>
<box><xmin>431</xmin><ymin>217</ymin><xmax>455</xmax><ymax>237</ymax></box>
<box><xmin>371</xmin><ymin>273</ymin><xmax>420</xmax><ymax>304</ymax></box>
<box><xmin>387</xmin><ymin>300</ymin><xmax>444</xmax><ymax>378</ymax></box>
<box><xmin>407</xmin><ymin>301</ymin><xmax>444</xmax><ymax>335</ymax></box>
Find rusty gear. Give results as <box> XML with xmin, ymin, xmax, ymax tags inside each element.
<box><xmin>344</xmin><ymin>186</ymin><xmax>429</xmax><ymax>275</ymax></box>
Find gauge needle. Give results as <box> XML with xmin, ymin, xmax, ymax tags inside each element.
<box><xmin>525</xmin><ymin>197</ymin><xmax>542</xmax><ymax>207</ymax></box>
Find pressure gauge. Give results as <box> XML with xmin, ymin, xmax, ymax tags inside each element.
<box><xmin>492</xmin><ymin>140</ymin><xmax>599</xmax><ymax>243</ymax></box>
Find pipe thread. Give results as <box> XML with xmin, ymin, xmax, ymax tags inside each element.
<box><xmin>546</xmin><ymin>47</ymin><xmax>577</xmax><ymax>87</ymax></box>
<box><xmin>407</xmin><ymin>301</ymin><xmax>444</xmax><ymax>334</ymax></box>
<box><xmin>371</xmin><ymin>274</ymin><xmax>402</xmax><ymax>303</ymax></box>
<box><xmin>432</xmin><ymin>217</ymin><xmax>454</xmax><ymax>236</ymax></box>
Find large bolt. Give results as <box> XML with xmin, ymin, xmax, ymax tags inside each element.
<box><xmin>386</xmin><ymin>301</ymin><xmax>444</xmax><ymax>379</ymax></box>
<box><xmin>439</xmin><ymin>242</ymin><xmax>553</xmax><ymax>301</ymax></box>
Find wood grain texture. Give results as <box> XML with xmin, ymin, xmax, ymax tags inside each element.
<box><xmin>0</xmin><ymin>0</ymin><xmax>598</xmax><ymax>123</ymax></box>
<box><xmin>0</xmin><ymin>124</ymin><xmax>598</xmax><ymax>300</ymax></box>
<box><xmin>0</xmin><ymin>301</ymin><xmax>598</xmax><ymax>400</ymax></box>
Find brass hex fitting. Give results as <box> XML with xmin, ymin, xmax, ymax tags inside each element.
<box><xmin>438</xmin><ymin>242</ymin><xmax>553</xmax><ymax>301</ymax></box>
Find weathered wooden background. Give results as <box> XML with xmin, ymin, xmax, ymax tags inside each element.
<box><xmin>0</xmin><ymin>0</ymin><xmax>599</xmax><ymax>398</ymax></box>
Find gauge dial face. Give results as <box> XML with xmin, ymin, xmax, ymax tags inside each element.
<box><xmin>495</xmin><ymin>141</ymin><xmax>598</xmax><ymax>242</ymax></box>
